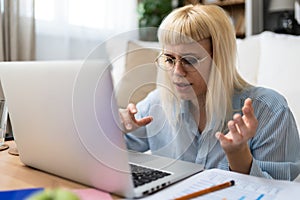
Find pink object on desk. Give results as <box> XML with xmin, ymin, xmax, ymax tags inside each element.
<box><xmin>72</xmin><ymin>188</ymin><xmax>113</xmax><ymax>200</ymax></box>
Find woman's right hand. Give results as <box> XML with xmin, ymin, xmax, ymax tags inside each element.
<box><xmin>119</xmin><ymin>103</ymin><xmax>153</xmax><ymax>133</ymax></box>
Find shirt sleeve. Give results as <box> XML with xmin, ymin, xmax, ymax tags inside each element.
<box><xmin>249</xmin><ymin>96</ymin><xmax>300</xmax><ymax>180</ymax></box>
<box><xmin>125</xmin><ymin>126</ymin><xmax>149</xmax><ymax>152</ymax></box>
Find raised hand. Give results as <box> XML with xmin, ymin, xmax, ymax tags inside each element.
<box><xmin>119</xmin><ymin>103</ymin><xmax>153</xmax><ymax>133</ymax></box>
<box><xmin>215</xmin><ymin>98</ymin><xmax>258</xmax><ymax>174</ymax></box>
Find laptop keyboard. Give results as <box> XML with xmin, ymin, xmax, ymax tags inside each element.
<box><xmin>130</xmin><ymin>164</ymin><xmax>171</xmax><ymax>187</ymax></box>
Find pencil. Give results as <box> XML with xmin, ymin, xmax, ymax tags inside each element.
<box><xmin>174</xmin><ymin>180</ymin><xmax>235</xmax><ymax>200</ymax></box>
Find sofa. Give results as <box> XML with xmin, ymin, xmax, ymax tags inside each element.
<box><xmin>109</xmin><ymin>31</ymin><xmax>300</xmax><ymax>131</ymax></box>
<box><xmin>236</xmin><ymin>31</ymin><xmax>300</xmax><ymax>129</ymax></box>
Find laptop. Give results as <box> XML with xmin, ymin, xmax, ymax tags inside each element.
<box><xmin>0</xmin><ymin>60</ymin><xmax>203</xmax><ymax>198</ymax></box>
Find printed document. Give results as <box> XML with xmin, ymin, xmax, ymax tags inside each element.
<box><xmin>143</xmin><ymin>168</ymin><xmax>300</xmax><ymax>200</ymax></box>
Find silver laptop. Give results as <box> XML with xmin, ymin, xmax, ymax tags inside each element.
<box><xmin>0</xmin><ymin>60</ymin><xmax>203</xmax><ymax>198</ymax></box>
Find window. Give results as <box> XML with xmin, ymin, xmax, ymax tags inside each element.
<box><xmin>34</xmin><ymin>0</ymin><xmax>138</xmax><ymax>60</ymax></box>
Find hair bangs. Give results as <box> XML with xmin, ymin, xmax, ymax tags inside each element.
<box><xmin>158</xmin><ymin>6</ymin><xmax>210</xmax><ymax>45</ymax></box>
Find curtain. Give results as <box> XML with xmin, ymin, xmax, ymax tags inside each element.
<box><xmin>0</xmin><ymin>0</ymin><xmax>35</xmax><ymax>61</ymax></box>
<box><xmin>35</xmin><ymin>0</ymin><xmax>138</xmax><ymax>60</ymax></box>
<box><xmin>0</xmin><ymin>0</ymin><xmax>35</xmax><ymax>141</ymax></box>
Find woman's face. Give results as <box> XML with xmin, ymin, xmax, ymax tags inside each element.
<box><xmin>163</xmin><ymin>39</ymin><xmax>212</xmax><ymax>101</ymax></box>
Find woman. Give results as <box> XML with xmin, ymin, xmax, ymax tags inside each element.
<box><xmin>120</xmin><ymin>4</ymin><xmax>300</xmax><ymax>180</ymax></box>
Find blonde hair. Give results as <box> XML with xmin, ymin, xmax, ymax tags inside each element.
<box><xmin>157</xmin><ymin>4</ymin><xmax>250</xmax><ymax>132</ymax></box>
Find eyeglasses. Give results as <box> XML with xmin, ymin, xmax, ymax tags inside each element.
<box><xmin>155</xmin><ymin>54</ymin><xmax>209</xmax><ymax>72</ymax></box>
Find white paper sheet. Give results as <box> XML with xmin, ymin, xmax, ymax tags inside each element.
<box><xmin>142</xmin><ymin>168</ymin><xmax>300</xmax><ymax>200</ymax></box>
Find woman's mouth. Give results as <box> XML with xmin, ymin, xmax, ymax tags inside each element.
<box><xmin>173</xmin><ymin>82</ymin><xmax>192</xmax><ymax>91</ymax></box>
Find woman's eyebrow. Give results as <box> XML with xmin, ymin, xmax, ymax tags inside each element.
<box><xmin>163</xmin><ymin>52</ymin><xmax>205</xmax><ymax>58</ymax></box>
<box><xmin>181</xmin><ymin>53</ymin><xmax>199</xmax><ymax>57</ymax></box>
<box><xmin>163</xmin><ymin>53</ymin><xmax>175</xmax><ymax>58</ymax></box>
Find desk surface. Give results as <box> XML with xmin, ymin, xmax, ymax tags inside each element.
<box><xmin>0</xmin><ymin>141</ymin><xmax>89</xmax><ymax>190</ymax></box>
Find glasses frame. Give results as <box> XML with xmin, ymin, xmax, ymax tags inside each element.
<box><xmin>155</xmin><ymin>54</ymin><xmax>209</xmax><ymax>72</ymax></box>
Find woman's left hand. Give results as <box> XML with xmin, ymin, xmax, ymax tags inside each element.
<box><xmin>216</xmin><ymin>98</ymin><xmax>258</xmax><ymax>152</ymax></box>
<box><xmin>215</xmin><ymin>98</ymin><xmax>258</xmax><ymax>174</ymax></box>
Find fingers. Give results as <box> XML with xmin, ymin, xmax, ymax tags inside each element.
<box><xmin>228</xmin><ymin>118</ymin><xmax>241</xmax><ymax>136</ymax></box>
<box><xmin>232</xmin><ymin>113</ymin><xmax>246</xmax><ymax>136</ymax></box>
<box><xmin>125</xmin><ymin>103</ymin><xmax>137</xmax><ymax>130</ymax></box>
<box><xmin>232</xmin><ymin>112</ymin><xmax>256</xmax><ymax>140</ymax></box>
<box><xmin>231</xmin><ymin>98</ymin><xmax>258</xmax><ymax>137</ymax></box>
<box><xmin>120</xmin><ymin>103</ymin><xmax>153</xmax><ymax>132</ymax></box>
<box><xmin>119</xmin><ymin>108</ymin><xmax>133</xmax><ymax>130</ymax></box>
<box><xmin>242</xmin><ymin>98</ymin><xmax>255</xmax><ymax>119</ymax></box>
<box><xmin>127</xmin><ymin>103</ymin><xmax>137</xmax><ymax>115</ymax></box>
<box><xmin>215</xmin><ymin>119</ymin><xmax>246</xmax><ymax>153</ymax></box>
<box><xmin>125</xmin><ymin>116</ymin><xmax>153</xmax><ymax>131</ymax></box>
<box><xmin>216</xmin><ymin>98</ymin><xmax>258</xmax><ymax>154</ymax></box>
<box><xmin>215</xmin><ymin>131</ymin><xmax>231</xmax><ymax>144</ymax></box>
<box><xmin>135</xmin><ymin>116</ymin><xmax>153</xmax><ymax>127</ymax></box>
<box><xmin>242</xmin><ymin>98</ymin><xmax>258</xmax><ymax>133</ymax></box>
<box><xmin>216</xmin><ymin>98</ymin><xmax>257</xmax><ymax>142</ymax></box>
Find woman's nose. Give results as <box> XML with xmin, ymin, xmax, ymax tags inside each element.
<box><xmin>173</xmin><ymin>61</ymin><xmax>187</xmax><ymax>77</ymax></box>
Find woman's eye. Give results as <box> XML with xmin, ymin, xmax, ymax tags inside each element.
<box><xmin>182</xmin><ymin>57</ymin><xmax>198</xmax><ymax>65</ymax></box>
<box><xmin>165</xmin><ymin>57</ymin><xmax>174</xmax><ymax>63</ymax></box>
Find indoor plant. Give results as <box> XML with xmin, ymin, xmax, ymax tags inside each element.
<box><xmin>137</xmin><ymin>0</ymin><xmax>173</xmax><ymax>41</ymax></box>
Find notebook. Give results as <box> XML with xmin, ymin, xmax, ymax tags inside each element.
<box><xmin>0</xmin><ymin>60</ymin><xmax>203</xmax><ymax>198</ymax></box>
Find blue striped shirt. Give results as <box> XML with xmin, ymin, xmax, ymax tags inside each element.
<box><xmin>125</xmin><ymin>86</ymin><xmax>300</xmax><ymax>180</ymax></box>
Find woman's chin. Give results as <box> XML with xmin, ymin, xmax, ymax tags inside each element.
<box><xmin>176</xmin><ymin>91</ymin><xmax>196</xmax><ymax>101</ymax></box>
<box><xmin>174</xmin><ymin>85</ymin><xmax>198</xmax><ymax>100</ymax></box>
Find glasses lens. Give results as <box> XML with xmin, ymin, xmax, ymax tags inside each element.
<box><xmin>155</xmin><ymin>54</ymin><xmax>206</xmax><ymax>72</ymax></box>
<box><xmin>181</xmin><ymin>56</ymin><xmax>198</xmax><ymax>65</ymax></box>
<box><xmin>181</xmin><ymin>56</ymin><xmax>199</xmax><ymax>72</ymax></box>
<box><xmin>156</xmin><ymin>55</ymin><xmax>174</xmax><ymax>71</ymax></box>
